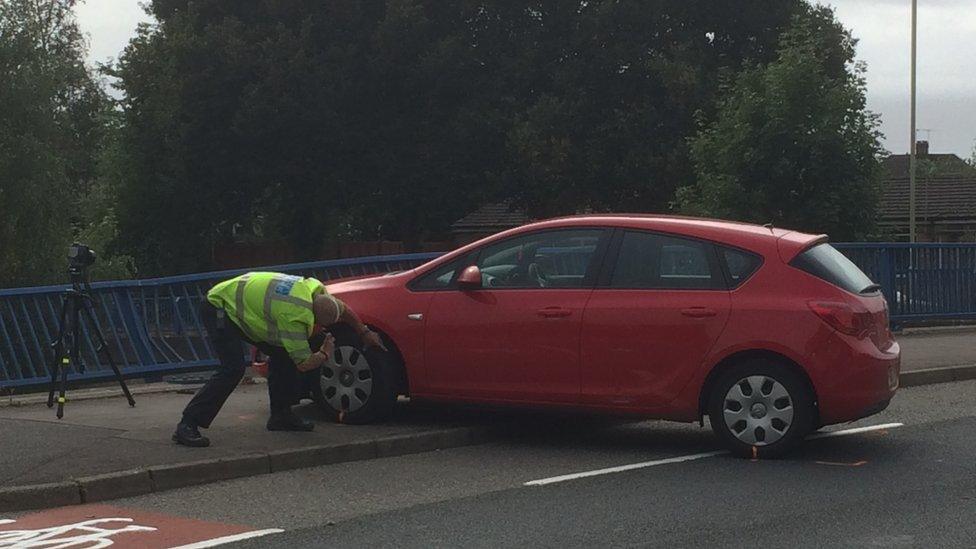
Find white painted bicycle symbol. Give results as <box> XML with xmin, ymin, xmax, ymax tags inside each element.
<box><xmin>0</xmin><ymin>517</ymin><xmax>156</xmax><ymax>548</ymax></box>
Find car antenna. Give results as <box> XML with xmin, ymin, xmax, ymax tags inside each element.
<box><xmin>762</xmin><ymin>222</ymin><xmax>775</xmax><ymax>233</ymax></box>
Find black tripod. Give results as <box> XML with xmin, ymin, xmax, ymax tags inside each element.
<box><xmin>47</xmin><ymin>269</ymin><xmax>135</xmax><ymax>418</ymax></box>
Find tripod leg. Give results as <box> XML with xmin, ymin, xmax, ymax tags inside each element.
<box><xmin>48</xmin><ymin>298</ymin><xmax>70</xmax><ymax>409</ymax></box>
<box><xmin>57</xmin><ymin>302</ymin><xmax>82</xmax><ymax>419</ymax></box>
<box><xmin>81</xmin><ymin>304</ymin><xmax>135</xmax><ymax>407</ymax></box>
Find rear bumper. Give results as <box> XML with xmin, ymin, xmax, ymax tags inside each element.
<box><xmin>815</xmin><ymin>339</ymin><xmax>900</xmax><ymax>425</ymax></box>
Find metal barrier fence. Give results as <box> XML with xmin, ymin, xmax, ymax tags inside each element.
<box><xmin>834</xmin><ymin>243</ymin><xmax>976</xmax><ymax>327</ymax></box>
<box><xmin>1</xmin><ymin>243</ymin><xmax>974</xmax><ymax>389</ymax></box>
<box><xmin>0</xmin><ymin>253</ymin><xmax>439</xmax><ymax>389</ymax></box>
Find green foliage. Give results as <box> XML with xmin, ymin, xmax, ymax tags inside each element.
<box><xmin>111</xmin><ymin>1</ymin><xmax>502</xmax><ymax>272</ymax></box>
<box><xmin>0</xmin><ymin>0</ymin><xmax>109</xmax><ymax>287</ymax></box>
<box><xmin>111</xmin><ymin>1</ymin><xmax>826</xmax><ymax>274</ymax></box>
<box><xmin>500</xmin><ymin>1</ymin><xmax>808</xmax><ymax>217</ymax></box>
<box><xmin>677</xmin><ymin>6</ymin><xmax>884</xmax><ymax>240</ymax></box>
<box><xmin>2</xmin><ymin>1</ymin><xmax>887</xmax><ymax>284</ymax></box>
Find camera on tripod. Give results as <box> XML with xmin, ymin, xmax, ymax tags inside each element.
<box><xmin>48</xmin><ymin>243</ymin><xmax>135</xmax><ymax>418</ymax></box>
<box><xmin>67</xmin><ymin>243</ymin><xmax>96</xmax><ymax>280</ymax></box>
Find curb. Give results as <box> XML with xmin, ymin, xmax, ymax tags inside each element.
<box><xmin>0</xmin><ymin>426</ymin><xmax>493</xmax><ymax>512</ymax></box>
<box><xmin>900</xmin><ymin>364</ymin><xmax>976</xmax><ymax>387</ymax></box>
<box><xmin>896</xmin><ymin>325</ymin><xmax>976</xmax><ymax>337</ymax></box>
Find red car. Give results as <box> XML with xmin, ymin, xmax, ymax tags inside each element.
<box><xmin>305</xmin><ymin>215</ymin><xmax>900</xmax><ymax>458</ymax></box>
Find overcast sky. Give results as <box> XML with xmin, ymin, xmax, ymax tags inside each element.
<box><xmin>76</xmin><ymin>0</ymin><xmax>975</xmax><ymax>158</ymax></box>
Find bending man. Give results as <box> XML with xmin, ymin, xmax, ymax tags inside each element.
<box><xmin>173</xmin><ymin>272</ymin><xmax>385</xmax><ymax>447</ymax></box>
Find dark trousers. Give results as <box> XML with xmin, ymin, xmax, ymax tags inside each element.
<box><xmin>182</xmin><ymin>302</ymin><xmax>302</xmax><ymax>428</ymax></box>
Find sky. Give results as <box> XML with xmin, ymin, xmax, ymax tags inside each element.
<box><xmin>75</xmin><ymin>0</ymin><xmax>976</xmax><ymax>158</ymax></box>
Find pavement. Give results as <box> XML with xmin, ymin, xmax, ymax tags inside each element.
<box><xmin>897</xmin><ymin>326</ymin><xmax>976</xmax><ymax>369</ymax></box>
<box><xmin>3</xmin><ymin>379</ymin><xmax>974</xmax><ymax>548</ymax></box>
<box><xmin>0</xmin><ymin>327</ymin><xmax>972</xmax><ymax>515</ymax></box>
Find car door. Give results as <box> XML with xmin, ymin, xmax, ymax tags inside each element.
<box><xmin>423</xmin><ymin>228</ymin><xmax>609</xmax><ymax>403</ymax></box>
<box><xmin>580</xmin><ymin>230</ymin><xmax>731</xmax><ymax>409</ymax></box>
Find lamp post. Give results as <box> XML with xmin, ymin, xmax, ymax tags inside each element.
<box><xmin>908</xmin><ymin>0</ymin><xmax>917</xmax><ymax>242</ymax></box>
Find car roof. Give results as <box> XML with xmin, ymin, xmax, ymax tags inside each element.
<box><xmin>522</xmin><ymin>214</ymin><xmax>795</xmax><ymax>243</ymax></box>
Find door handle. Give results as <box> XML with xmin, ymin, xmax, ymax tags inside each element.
<box><xmin>681</xmin><ymin>307</ymin><xmax>717</xmax><ymax>318</ymax></box>
<box><xmin>537</xmin><ymin>307</ymin><xmax>573</xmax><ymax>318</ymax></box>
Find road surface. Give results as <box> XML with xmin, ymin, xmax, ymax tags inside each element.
<box><xmin>4</xmin><ymin>379</ymin><xmax>971</xmax><ymax>548</ymax></box>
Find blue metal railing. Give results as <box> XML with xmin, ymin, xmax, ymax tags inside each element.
<box><xmin>2</xmin><ymin>244</ymin><xmax>975</xmax><ymax>388</ymax></box>
<box><xmin>0</xmin><ymin>253</ymin><xmax>439</xmax><ymax>389</ymax></box>
<box><xmin>834</xmin><ymin>243</ymin><xmax>976</xmax><ymax>327</ymax></box>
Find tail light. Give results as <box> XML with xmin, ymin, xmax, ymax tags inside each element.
<box><xmin>808</xmin><ymin>301</ymin><xmax>873</xmax><ymax>338</ymax></box>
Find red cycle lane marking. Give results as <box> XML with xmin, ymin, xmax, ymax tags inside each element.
<box><xmin>0</xmin><ymin>504</ymin><xmax>281</xmax><ymax>548</ymax></box>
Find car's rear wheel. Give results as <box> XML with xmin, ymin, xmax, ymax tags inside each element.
<box><xmin>708</xmin><ymin>360</ymin><xmax>815</xmax><ymax>458</ymax></box>
<box><xmin>309</xmin><ymin>327</ymin><xmax>396</xmax><ymax>424</ymax></box>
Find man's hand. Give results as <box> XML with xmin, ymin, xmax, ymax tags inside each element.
<box><xmin>296</xmin><ymin>356</ymin><xmax>322</xmax><ymax>373</ymax></box>
<box><xmin>361</xmin><ymin>329</ymin><xmax>387</xmax><ymax>351</ymax></box>
<box><xmin>320</xmin><ymin>333</ymin><xmax>336</xmax><ymax>356</ymax></box>
<box><xmin>296</xmin><ymin>334</ymin><xmax>335</xmax><ymax>373</ymax></box>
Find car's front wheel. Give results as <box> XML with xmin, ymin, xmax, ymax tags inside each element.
<box><xmin>708</xmin><ymin>360</ymin><xmax>816</xmax><ymax>458</ymax></box>
<box><xmin>309</xmin><ymin>327</ymin><xmax>397</xmax><ymax>424</ymax></box>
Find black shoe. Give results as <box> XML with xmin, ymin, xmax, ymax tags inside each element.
<box><xmin>172</xmin><ymin>421</ymin><xmax>210</xmax><ymax>447</ymax></box>
<box><xmin>267</xmin><ymin>414</ymin><xmax>315</xmax><ymax>432</ymax></box>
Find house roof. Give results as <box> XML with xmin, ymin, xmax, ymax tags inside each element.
<box><xmin>883</xmin><ymin>153</ymin><xmax>976</xmax><ymax>180</ymax></box>
<box><xmin>879</xmin><ymin>175</ymin><xmax>976</xmax><ymax>221</ymax></box>
<box><xmin>451</xmin><ymin>201</ymin><xmax>530</xmax><ymax>233</ymax></box>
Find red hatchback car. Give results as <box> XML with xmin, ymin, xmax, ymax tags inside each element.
<box><xmin>305</xmin><ymin>215</ymin><xmax>900</xmax><ymax>458</ymax></box>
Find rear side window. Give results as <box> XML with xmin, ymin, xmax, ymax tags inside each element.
<box><xmin>610</xmin><ymin>231</ymin><xmax>723</xmax><ymax>290</ymax></box>
<box><xmin>790</xmin><ymin>243</ymin><xmax>875</xmax><ymax>294</ymax></box>
<box><xmin>721</xmin><ymin>247</ymin><xmax>762</xmax><ymax>288</ymax></box>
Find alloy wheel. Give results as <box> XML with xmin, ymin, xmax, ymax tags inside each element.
<box><xmin>723</xmin><ymin>375</ymin><xmax>794</xmax><ymax>446</ymax></box>
<box><xmin>320</xmin><ymin>345</ymin><xmax>373</xmax><ymax>413</ymax></box>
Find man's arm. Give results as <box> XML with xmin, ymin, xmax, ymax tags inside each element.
<box><xmin>336</xmin><ymin>300</ymin><xmax>387</xmax><ymax>351</ymax></box>
<box><xmin>295</xmin><ymin>334</ymin><xmax>335</xmax><ymax>372</ymax></box>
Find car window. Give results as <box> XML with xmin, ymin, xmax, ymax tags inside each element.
<box><xmin>476</xmin><ymin>229</ymin><xmax>603</xmax><ymax>289</ymax></box>
<box><xmin>790</xmin><ymin>243</ymin><xmax>876</xmax><ymax>294</ymax></box>
<box><xmin>610</xmin><ymin>231</ymin><xmax>722</xmax><ymax>290</ymax></box>
<box><xmin>411</xmin><ymin>258</ymin><xmax>464</xmax><ymax>290</ymax></box>
<box><xmin>721</xmin><ymin>247</ymin><xmax>763</xmax><ymax>288</ymax></box>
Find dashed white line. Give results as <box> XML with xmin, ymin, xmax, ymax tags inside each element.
<box><xmin>524</xmin><ymin>422</ymin><xmax>905</xmax><ymax>486</ymax></box>
<box><xmin>808</xmin><ymin>422</ymin><xmax>904</xmax><ymax>439</ymax></box>
<box><xmin>168</xmin><ymin>528</ymin><xmax>285</xmax><ymax>549</ymax></box>
<box><xmin>524</xmin><ymin>451</ymin><xmax>727</xmax><ymax>486</ymax></box>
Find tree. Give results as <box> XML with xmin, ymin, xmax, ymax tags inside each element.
<box><xmin>498</xmin><ymin>0</ymin><xmax>809</xmax><ymax>217</ymax></box>
<box><xmin>112</xmin><ymin>1</ymin><xmax>828</xmax><ymax>275</ymax></box>
<box><xmin>0</xmin><ymin>0</ymin><xmax>109</xmax><ymax>287</ymax></box>
<box><xmin>676</xmin><ymin>7</ymin><xmax>884</xmax><ymax>240</ymax></box>
<box><xmin>111</xmin><ymin>1</ymin><xmax>505</xmax><ymax>271</ymax></box>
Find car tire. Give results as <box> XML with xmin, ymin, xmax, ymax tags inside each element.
<box><xmin>308</xmin><ymin>325</ymin><xmax>397</xmax><ymax>425</ymax></box>
<box><xmin>707</xmin><ymin>359</ymin><xmax>816</xmax><ymax>459</ymax></box>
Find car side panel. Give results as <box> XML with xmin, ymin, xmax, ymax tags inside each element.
<box><xmin>580</xmin><ymin>289</ymin><xmax>730</xmax><ymax>408</ymax></box>
<box><xmin>328</xmin><ymin>278</ymin><xmax>435</xmax><ymax>393</ymax></box>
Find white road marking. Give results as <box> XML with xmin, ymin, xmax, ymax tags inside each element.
<box><xmin>0</xmin><ymin>518</ymin><xmax>156</xmax><ymax>548</ymax></box>
<box><xmin>168</xmin><ymin>528</ymin><xmax>285</xmax><ymax>549</ymax></box>
<box><xmin>524</xmin><ymin>451</ymin><xmax>726</xmax><ymax>486</ymax></box>
<box><xmin>808</xmin><ymin>422</ymin><xmax>904</xmax><ymax>440</ymax></box>
<box><xmin>524</xmin><ymin>422</ymin><xmax>905</xmax><ymax>486</ymax></box>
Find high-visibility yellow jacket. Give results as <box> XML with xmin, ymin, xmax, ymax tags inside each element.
<box><xmin>207</xmin><ymin>272</ymin><xmax>343</xmax><ymax>364</ymax></box>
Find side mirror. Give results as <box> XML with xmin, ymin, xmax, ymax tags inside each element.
<box><xmin>457</xmin><ymin>265</ymin><xmax>482</xmax><ymax>290</ymax></box>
